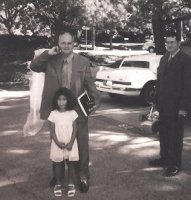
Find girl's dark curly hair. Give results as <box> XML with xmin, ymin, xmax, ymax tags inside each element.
<box><xmin>52</xmin><ymin>87</ymin><xmax>76</xmax><ymax>111</ymax></box>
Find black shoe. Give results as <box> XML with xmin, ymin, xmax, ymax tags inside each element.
<box><xmin>149</xmin><ymin>158</ymin><xmax>167</xmax><ymax>167</ymax></box>
<box><xmin>164</xmin><ymin>166</ymin><xmax>180</xmax><ymax>177</ymax></box>
<box><xmin>79</xmin><ymin>179</ymin><xmax>89</xmax><ymax>193</ymax></box>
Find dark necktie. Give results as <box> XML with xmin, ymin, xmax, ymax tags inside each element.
<box><xmin>62</xmin><ymin>59</ymin><xmax>70</xmax><ymax>88</ymax></box>
<box><xmin>168</xmin><ymin>54</ymin><xmax>172</xmax><ymax>63</ymax></box>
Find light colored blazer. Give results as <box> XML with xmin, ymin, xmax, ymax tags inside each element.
<box><xmin>30</xmin><ymin>51</ymin><xmax>100</xmax><ymax>120</ymax></box>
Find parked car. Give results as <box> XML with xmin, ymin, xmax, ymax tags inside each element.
<box><xmin>142</xmin><ymin>40</ymin><xmax>155</xmax><ymax>53</ymax></box>
<box><xmin>78</xmin><ymin>40</ymin><xmax>96</xmax><ymax>50</ymax></box>
<box><xmin>98</xmin><ymin>58</ymin><xmax>124</xmax><ymax>71</ymax></box>
<box><xmin>117</xmin><ymin>45</ymin><xmax>129</xmax><ymax>50</ymax></box>
<box><xmin>79</xmin><ymin>43</ymin><xmax>93</xmax><ymax>50</ymax></box>
<box><xmin>95</xmin><ymin>54</ymin><xmax>162</xmax><ymax>104</ymax></box>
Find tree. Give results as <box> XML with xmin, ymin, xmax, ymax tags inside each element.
<box><xmin>131</xmin><ymin>0</ymin><xmax>191</xmax><ymax>54</ymax></box>
<box><xmin>0</xmin><ymin>0</ymin><xmax>33</xmax><ymax>34</ymax></box>
<box><xmin>0</xmin><ymin>0</ymin><xmax>87</xmax><ymax>37</ymax></box>
<box><xmin>24</xmin><ymin>0</ymin><xmax>87</xmax><ymax>38</ymax></box>
<box><xmin>151</xmin><ymin>0</ymin><xmax>191</xmax><ymax>54</ymax></box>
<box><xmin>1</xmin><ymin>0</ymin><xmax>191</xmax><ymax>53</ymax></box>
<box><xmin>83</xmin><ymin>0</ymin><xmax>131</xmax><ymax>49</ymax></box>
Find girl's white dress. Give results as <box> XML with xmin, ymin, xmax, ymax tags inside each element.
<box><xmin>48</xmin><ymin>110</ymin><xmax>79</xmax><ymax>162</ymax></box>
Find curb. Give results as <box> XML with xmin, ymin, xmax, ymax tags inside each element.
<box><xmin>0</xmin><ymin>82</ymin><xmax>29</xmax><ymax>90</ymax></box>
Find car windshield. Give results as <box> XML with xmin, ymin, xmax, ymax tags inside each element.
<box><xmin>109</xmin><ymin>59</ymin><xmax>123</xmax><ymax>68</ymax></box>
<box><xmin>121</xmin><ymin>61</ymin><xmax>149</xmax><ymax>68</ymax></box>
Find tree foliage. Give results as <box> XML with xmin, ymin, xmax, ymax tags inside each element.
<box><xmin>0</xmin><ymin>0</ymin><xmax>32</xmax><ymax>34</ymax></box>
<box><xmin>0</xmin><ymin>0</ymin><xmax>191</xmax><ymax>41</ymax></box>
<box><xmin>0</xmin><ymin>0</ymin><xmax>87</xmax><ymax>36</ymax></box>
<box><xmin>0</xmin><ymin>0</ymin><xmax>131</xmax><ymax>36</ymax></box>
<box><xmin>143</xmin><ymin>0</ymin><xmax>191</xmax><ymax>54</ymax></box>
<box><xmin>24</xmin><ymin>0</ymin><xmax>87</xmax><ymax>36</ymax></box>
<box><xmin>114</xmin><ymin>0</ymin><xmax>191</xmax><ymax>32</ymax></box>
<box><xmin>84</xmin><ymin>0</ymin><xmax>130</xmax><ymax>29</ymax></box>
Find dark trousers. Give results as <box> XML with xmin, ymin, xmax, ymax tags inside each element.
<box><xmin>75</xmin><ymin>119</ymin><xmax>89</xmax><ymax>180</ymax></box>
<box><xmin>159</xmin><ymin>112</ymin><xmax>184</xmax><ymax>168</ymax></box>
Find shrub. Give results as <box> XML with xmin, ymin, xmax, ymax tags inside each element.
<box><xmin>0</xmin><ymin>62</ymin><xmax>29</xmax><ymax>83</ymax></box>
<box><xmin>0</xmin><ymin>34</ymin><xmax>51</xmax><ymax>63</ymax></box>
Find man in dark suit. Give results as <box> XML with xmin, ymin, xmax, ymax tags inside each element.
<box><xmin>30</xmin><ymin>31</ymin><xmax>100</xmax><ymax>191</ymax></box>
<box><xmin>149</xmin><ymin>32</ymin><xmax>191</xmax><ymax>176</ymax></box>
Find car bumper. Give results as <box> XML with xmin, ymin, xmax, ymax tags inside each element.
<box><xmin>95</xmin><ymin>84</ymin><xmax>141</xmax><ymax>96</ymax></box>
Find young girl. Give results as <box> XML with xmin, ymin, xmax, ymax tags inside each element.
<box><xmin>48</xmin><ymin>87</ymin><xmax>78</xmax><ymax>197</ymax></box>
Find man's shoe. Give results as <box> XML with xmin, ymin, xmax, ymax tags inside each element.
<box><xmin>79</xmin><ymin>179</ymin><xmax>89</xmax><ymax>193</ymax></box>
<box><xmin>164</xmin><ymin>166</ymin><xmax>180</xmax><ymax>177</ymax></box>
<box><xmin>149</xmin><ymin>158</ymin><xmax>167</xmax><ymax>167</ymax></box>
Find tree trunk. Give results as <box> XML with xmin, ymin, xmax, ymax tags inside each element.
<box><xmin>54</xmin><ymin>16</ymin><xmax>63</xmax><ymax>43</ymax></box>
<box><xmin>109</xmin><ymin>35</ymin><xmax>113</xmax><ymax>50</ymax></box>
<box><xmin>92</xmin><ymin>26</ymin><xmax>95</xmax><ymax>50</ymax></box>
<box><xmin>175</xmin><ymin>20</ymin><xmax>183</xmax><ymax>41</ymax></box>
<box><xmin>152</xmin><ymin>15</ymin><xmax>166</xmax><ymax>55</ymax></box>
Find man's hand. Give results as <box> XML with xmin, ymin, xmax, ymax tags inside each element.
<box><xmin>178</xmin><ymin>109</ymin><xmax>187</xmax><ymax>117</ymax></box>
<box><xmin>48</xmin><ymin>46</ymin><xmax>61</xmax><ymax>55</ymax></box>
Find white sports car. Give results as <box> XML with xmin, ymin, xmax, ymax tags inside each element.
<box><xmin>95</xmin><ymin>54</ymin><xmax>162</xmax><ymax>104</ymax></box>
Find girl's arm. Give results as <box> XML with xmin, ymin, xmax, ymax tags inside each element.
<box><xmin>49</xmin><ymin>121</ymin><xmax>65</xmax><ymax>149</ymax></box>
<box><xmin>66</xmin><ymin>121</ymin><xmax>77</xmax><ymax>151</ymax></box>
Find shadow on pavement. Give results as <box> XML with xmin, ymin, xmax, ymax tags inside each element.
<box><xmin>0</xmin><ymin>93</ymin><xmax>191</xmax><ymax>200</ymax></box>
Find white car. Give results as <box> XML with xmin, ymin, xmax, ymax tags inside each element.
<box><xmin>142</xmin><ymin>40</ymin><xmax>155</xmax><ymax>53</ymax></box>
<box><xmin>95</xmin><ymin>54</ymin><xmax>162</xmax><ymax>104</ymax></box>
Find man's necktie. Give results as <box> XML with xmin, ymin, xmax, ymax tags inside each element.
<box><xmin>168</xmin><ymin>54</ymin><xmax>172</xmax><ymax>63</ymax></box>
<box><xmin>62</xmin><ymin>59</ymin><xmax>70</xmax><ymax>88</ymax></box>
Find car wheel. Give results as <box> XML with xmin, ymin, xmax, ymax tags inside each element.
<box><xmin>140</xmin><ymin>83</ymin><xmax>156</xmax><ymax>105</ymax></box>
<box><xmin>148</xmin><ymin>47</ymin><xmax>155</xmax><ymax>53</ymax></box>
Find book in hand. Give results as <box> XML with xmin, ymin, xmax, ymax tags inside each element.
<box><xmin>78</xmin><ymin>91</ymin><xmax>95</xmax><ymax>117</ymax></box>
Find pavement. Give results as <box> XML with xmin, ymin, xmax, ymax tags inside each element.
<box><xmin>0</xmin><ymin>89</ymin><xmax>191</xmax><ymax>200</ymax></box>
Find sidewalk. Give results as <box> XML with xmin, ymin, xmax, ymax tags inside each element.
<box><xmin>0</xmin><ymin>90</ymin><xmax>191</xmax><ymax>200</ymax></box>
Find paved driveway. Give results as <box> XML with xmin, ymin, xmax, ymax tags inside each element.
<box><xmin>0</xmin><ymin>90</ymin><xmax>191</xmax><ymax>200</ymax></box>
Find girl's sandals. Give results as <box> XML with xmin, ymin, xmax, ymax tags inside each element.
<box><xmin>54</xmin><ymin>185</ymin><xmax>62</xmax><ymax>197</ymax></box>
<box><xmin>68</xmin><ymin>184</ymin><xmax>75</xmax><ymax>197</ymax></box>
